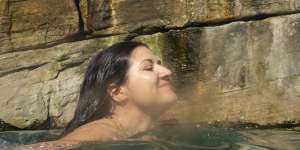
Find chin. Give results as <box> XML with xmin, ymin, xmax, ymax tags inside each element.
<box><xmin>160</xmin><ymin>94</ymin><xmax>178</xmax><ymax>106</ymax></box>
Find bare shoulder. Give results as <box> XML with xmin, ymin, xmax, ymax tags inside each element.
<box><xmin>59</xmin><ymin>118</ymin><xmax>119</xmax><ymax>142</ymax></box>
<box><xmin>4</xmin><ymin>119</ymin><xmax>118</xmax><ymax>150</ymax></box>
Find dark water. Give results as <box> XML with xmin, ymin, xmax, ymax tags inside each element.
<box><xmin>0</xmin><ymin>129</ymin><xmax>61</xmax><ymax>149</ymax></box>
<box><xmin>1</xmin><ymin>124</ymin><xmax>300</xmax><ymax>150</ymax></box>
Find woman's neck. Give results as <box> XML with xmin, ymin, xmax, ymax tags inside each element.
<box><xmin>110</xmin><ymin>104</ymin><xmax>156</xmax><ymax>137</ymax></box>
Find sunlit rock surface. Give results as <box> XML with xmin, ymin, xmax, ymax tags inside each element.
<box><xmin>0</xmin><ymin>0</ymin><xmax>300</xmax><ymax>130</ymax></box>
<box><xmin>0</xmin><ymin>35</ymin><xmax>127</xmax><ymax>129</ymax></box>
<box><xmin>0</xmin><ymin>0</ymin><xmax>79</xmax><ymax>54</ymax></box>
<box><xmin>83</xmin><ymin>0</ymin><xmax>300</xmax><ymax>35</ymax></box>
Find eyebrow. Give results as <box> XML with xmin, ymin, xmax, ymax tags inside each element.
<box><xmin>141</xmin><ymin>58</ymin><xmax>161</xmax><ymax>65</ymax></box>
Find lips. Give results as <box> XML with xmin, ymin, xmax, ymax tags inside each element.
<box><xmin>159</xmin><ymin>82</ymin><xmax>174</xmax><ymax>90</ymax></box>
<box><xmin>159</xmin><ymin>82</ymin><xmax>170</xmax><ymax>87</ymax></box>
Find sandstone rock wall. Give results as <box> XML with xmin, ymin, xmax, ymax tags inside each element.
<box><xmin>0</xmin><ymin>0</ymin><xmax>300</xmax><ymax>130</ymax></box>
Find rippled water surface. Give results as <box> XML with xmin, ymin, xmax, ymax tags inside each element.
<box><xmin>1</xmin><ymin>124</ymin><xmax>300</xmax><ymax>150</ymax></box>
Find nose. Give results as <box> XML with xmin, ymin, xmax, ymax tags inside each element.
<box><xmin>157</xmin><ymin>64</ymin><xmax>172</xmax><ymax>78</ymax></box>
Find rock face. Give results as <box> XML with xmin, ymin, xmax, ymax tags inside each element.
<box><xmin>0</xmin><ymin>35</ymin><xmax>126</xmax><ymax>129</ymax></box>
<box><xmin>0</xmin><ymin>0</ymin><xmax>79</xmax><ymax>54</ymax></box>
<box><xmin>0</xmin><ymin>0</ymin><xmax>300</xmax><ymax>130</ymax></box>
<box><xmin>83</xmin><ymin>0</ymin><xmax>300</xmax><ymax>35</ymax></box>
<box><xmin>134</xmin><ymin>14</ymin><xmax>300</xmax><ymax>124</ymax></box>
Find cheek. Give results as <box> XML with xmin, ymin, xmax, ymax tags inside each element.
<box><xmin>157</xmin><ymin>86</ymin><xmax>177</xmax><ymax>105</ymax></box>
<box><xmin>127</xmin><ymin>73</ymin><xmax>159</xmax><ymax>105</ymax></box>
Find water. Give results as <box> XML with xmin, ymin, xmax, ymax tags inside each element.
<box><xmin>1</xmin><ymin>124</ymin><xmax>300</xmax><ymax>150</ymax></box>
<box><xmin>0</xmin><ymin>129</ymin><xmax>61</xmax><ymax>149</ymax></box>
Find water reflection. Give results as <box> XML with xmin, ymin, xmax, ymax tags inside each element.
<box><xmin>0</xmin><ymin>130</ymin><xmax>61</xmax><ymax>149</ymax></box>
<box><xmin>1</xmin><ymin>124</ymin><xmax>300</xmax><ymax>150</ymax></box>
<box><xmin>239</xmin><ymin>128</ymin><xmax>300</xmax><ymax>150</ymax></box>
<box><xmin>73</xmin><ymin>125</ymin><xmax>275</xmax><ymax>150</ymax></box>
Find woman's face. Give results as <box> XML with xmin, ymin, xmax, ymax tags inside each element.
<box><xmin>123</xmin><ymin>46</ymin><xmax>177</xmax><ymax>115</ymax></box>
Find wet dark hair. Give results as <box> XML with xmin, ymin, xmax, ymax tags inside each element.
<box><xmin>62</xmin><ymin>41</ymin><xmax>149</xmax><ymax>136</ymax></box>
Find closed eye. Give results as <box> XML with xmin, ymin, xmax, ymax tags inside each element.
<box><xmin>140</xmin><ymin>58</ymin><xmax>161</xmax><ymax>71</ymax></box>
<box><xmin>144</xmin><ymin>66</ymin><xmax>153</xmax><ymax>71</ymax></box>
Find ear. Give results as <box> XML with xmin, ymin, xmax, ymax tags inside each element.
<box><xmin>107</xmin><ymin>83</ymin><xmax>128</xmax><ymax>103</ymax></box>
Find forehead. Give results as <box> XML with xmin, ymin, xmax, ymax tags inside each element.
<box><xmin>129</xmin><ymin>46</ymin><xmax>160</xmax><ymax>62</ymax></box>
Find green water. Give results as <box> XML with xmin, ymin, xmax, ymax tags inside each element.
<box><xmin>1</xmin><ymin>124</ymin><xmax>300</xmax><ymax>150</ymax></box>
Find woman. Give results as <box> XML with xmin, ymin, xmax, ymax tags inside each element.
<box><xmin>19</xmin><ymin>41</ymin><xmax>177</xmax><ymax>149</ymax></box>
